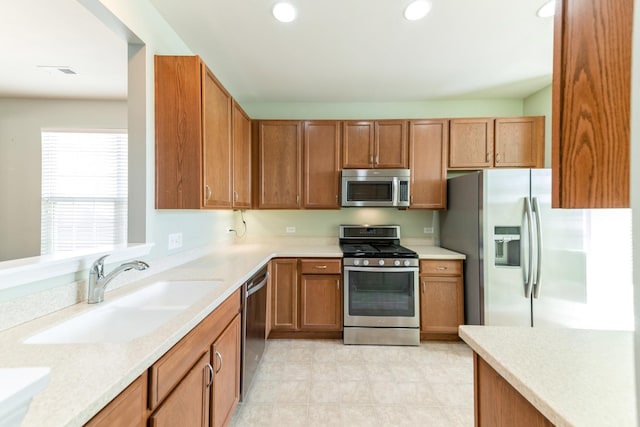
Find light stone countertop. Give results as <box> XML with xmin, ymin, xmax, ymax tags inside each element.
<box><xmin>459</xmin><ymin>325</ymin><xmax>637</xmax><ymax>427</ymax></box>
<box><xmin>0</xmin><ymin>239</ymin><xmax>463</xmax><ymax>427</ymax></box>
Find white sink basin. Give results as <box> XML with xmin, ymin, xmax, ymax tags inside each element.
<box><xmin>0</xmin><ymin>368</ymin><xmax>50</xmax><ymax>427</ymax></box>
<box><xmin>24</xmin><ymin>281</ymin><xmax>222</xmax><ymax>344</ymax></box>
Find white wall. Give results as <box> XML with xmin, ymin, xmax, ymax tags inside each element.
<box><xmin>0</xmin><ymin>98</ymin><xmax>127</xmax><ymax>261</ymax></box>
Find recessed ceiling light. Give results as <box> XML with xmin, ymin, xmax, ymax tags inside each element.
<box><xmin>272</xmin><ymin>2</ymin><xmax>296</xmax><ymax>23</ymax></box>
<box><xmin>404</xmin><ymin>0</ymin><xmax>432</xmax><ymax>21</ymax></box>
<box><xmin>537</xmin><ymin>0</ymin><xmax>556</xmax><ymax>18</ymax></box>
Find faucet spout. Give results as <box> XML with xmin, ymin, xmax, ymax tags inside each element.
<box><xmin>87</xmin><ymin>255</ymin><xmax>149</xmax><ymax>304</ymax></box>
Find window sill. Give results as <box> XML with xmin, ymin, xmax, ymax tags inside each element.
<box><xmin>0</xmin><ymin>243</ymin><xmax>154</xmax><ymax>291</ymax></box>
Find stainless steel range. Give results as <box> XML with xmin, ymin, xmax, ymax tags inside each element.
<box><xmin>340</xmin><ymin>225</ymin><xmax>420</xmax><ymax>346</ymax></box>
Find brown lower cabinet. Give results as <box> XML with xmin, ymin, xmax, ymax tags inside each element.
<box><xmin>474</xmin><ymin>353</ymin><xmax>553</xmax><ymax>426</ymax></box>
<box><xmin>269</xmin><ymin>258</ymin><xmax>343</xmax><ymax>338</ymax></box>
<box><xmin>419</xmin><ymin>259</ymin><xmax>464</xmax><ymax>340</ymax></box>
<box><xmin>85</xmin><ymin>290</ymin><xmax>241</xmax><ymax>427</ymax></box>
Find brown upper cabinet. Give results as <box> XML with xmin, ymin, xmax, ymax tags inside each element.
<box><xmin>449</xmin><ymin>117</ymin><xmax>544</xmax><ymax>170</ymax></box>
<box><xmin>342</xmin><ymin>120</ymin><xmax>408</xmax><ymax>169</ymax></box>
<box><xmin>155</xmin><ymin>55</ymin><xmax>236</xmax><ymax>209</ymax></box>
<box><xmin>232</xmin><ymin>101</ymin><xmax>252</xmax><ymax>209</ymax></box>
<box><xmin>409</xmin><ymin>119</ymin><xmax>448</xmax><ymax>209</ymax></box>
<box><xmin>303</xmin><ymin>121</ymin><xmax>341</xmax><ymax>209</ymax></box>
<box><xmin>254</xmin><ymin>121</ymin><xmax>303</xmax><ymax>209</ymax></box>
<box><xmin>552</xmin><ymin>0</ymin><xmax>632</xmax><ymax>208</ymax></box>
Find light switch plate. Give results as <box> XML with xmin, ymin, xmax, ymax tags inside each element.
<box><xmin>424</xmin><ymin>227</ymin><xmax>434</xmax><ymax>234</ymax></box>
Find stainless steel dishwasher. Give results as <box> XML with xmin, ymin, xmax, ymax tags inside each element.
<box><xmin>240</xmin><ymin>265</ymin><xmax>268</xmax><ymax>401</ymax></box>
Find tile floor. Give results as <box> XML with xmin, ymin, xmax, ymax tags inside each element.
<box><xmin>231</xmin><ymin>339</ymin><xmax>474</xmax><ymax>426</ymax></box>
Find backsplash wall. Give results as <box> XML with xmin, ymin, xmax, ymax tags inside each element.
<box><xmin>237</xmin><ymin>209</ymin><xmax>438</xmax><ymax>241</ymax></box>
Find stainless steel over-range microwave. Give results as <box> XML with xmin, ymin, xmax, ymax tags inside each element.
<box><xmin>341</xmin><ymin>169</ymin><xmax>410</xmax><ymax>208</ymax></box>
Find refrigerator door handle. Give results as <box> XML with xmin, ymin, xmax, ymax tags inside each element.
<box><xmin>532</xmin><ymin>197</ymin><xmax>543</xmax><ymax>298</ymax></box>
<box><xmin>524</xmin><ymin>197</ymin><xmax>534</xmax><ymax>299</ymax></box>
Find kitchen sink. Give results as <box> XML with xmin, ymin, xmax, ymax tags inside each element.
<box><xmin>24</xmin><ymin>280</ymin><xmax>223</xmax><ymax>344</ymax></box>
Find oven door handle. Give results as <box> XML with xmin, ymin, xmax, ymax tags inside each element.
<box><xmin>344</xmin><ymin>266</ymin><xmax>419</xmax><ymax>273</ymax></box>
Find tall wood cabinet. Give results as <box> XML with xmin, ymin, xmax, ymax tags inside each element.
<box><xmin>552</xmin><ymin>0</ymin><xmax>632</xmax><ymax>208</ymax></box>
<box><xmin>232</xmin><ymin>101</ymin><xmax>252</xmax><ymax>209</ymax></box>
<box><xmin>303</xmin><ymin>121</ymin><xmax>341</xmax><ymax>209</ymax></box>
<box><xmin>155</xmin><ymin>55</ymin><xmax>233</xmax><ymax>209</ymax></box>
<box><xmin>409</xmin><ymin>119</ymin><xmax>448</xmax><ymax>209</ymax></box>
<box><xmin>449</xmin><ymin>117</ymin><xmax>544</xmax><ymax>170</ymax></box>
<box><xmin>342</xmin><ymin>120</ymin><xmax>408</xmax><ymax>169</ymax></box>
<box><xmin>254</xmin><ymin>121</ymin><xmax>303</xmax><ymax>209</ymax></box>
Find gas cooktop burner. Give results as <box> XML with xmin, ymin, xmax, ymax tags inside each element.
<box><xmin>339</xmin><ymin>225</ymin><xmax>418</xmax><ymax>259</ymax></box>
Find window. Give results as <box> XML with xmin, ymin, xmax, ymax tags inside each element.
<box><xmin>41</xmin><ymin>130</ymin><xmax>127</xmax><ymax>255</ymax></box>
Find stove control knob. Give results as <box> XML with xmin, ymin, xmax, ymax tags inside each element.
<box><xmin>353</xmin><ymin>259</ymin><xmax>360</xmax><ymax>266</ymax></box>
<box><xmin>378</xmin><ymin>259</ymin><xmax>385</xmax><ymax>266</ymax></box>
<box><xmin>403</xmin><ymin>260</ymin><xmax>411</xmax><ymax>267</ymax></box>
<box><xmin>363</xmin><ymin>260</ymin><xmax>369</xmax><ymax>266</ymax></box>
<box><xmin>394</xmin><ymin>260</ymin><xmax>401</xmax><ymax>266</ymax></box>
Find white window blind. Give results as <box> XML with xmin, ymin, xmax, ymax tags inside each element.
<box><xmin>41</xmin><ymin>130</ymin><xmax>128</xmax><ymax>255</ymax></box>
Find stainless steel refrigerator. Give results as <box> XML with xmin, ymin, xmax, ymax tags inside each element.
<box><xmin>439</xmin><ymin>169</ymin><xmax>633</xmax><ymax>330</ymax></box>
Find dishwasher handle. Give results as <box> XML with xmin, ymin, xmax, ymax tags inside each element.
<box><xmin>246</xmin><ymin>271</ymin><xmax>269</xmax><ymax>298</ymax></box>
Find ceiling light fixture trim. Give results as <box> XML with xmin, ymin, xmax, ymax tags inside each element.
<box><xmin>404</xmin><ymin>0</ymin><xmax>432</xmax><ymax>21</ymax></box>
<box><xmin>272</xmin><ymin>2</ymin><xmax>296</xmax><ymax>23</ymax></box>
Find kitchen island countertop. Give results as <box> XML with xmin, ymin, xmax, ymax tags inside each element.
<box><xmin>0</xmin><ymin>238</ymin><xmax>463</xmax><ymax>426</ymax></box>
<box><xmin>459</xmin><ymin>325</ymin><xmax>636</xmax><ymax>427</ymax></box>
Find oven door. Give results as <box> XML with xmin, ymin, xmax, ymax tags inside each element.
<box><xmin>343</xmin><ymin>265</ymin><xmax>419</xmax><ymax>328</ymax></box>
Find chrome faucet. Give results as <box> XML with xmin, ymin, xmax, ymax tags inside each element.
<box><xmin>87</xmin><ymin>255</ymin><xmax>149</xmax><ymax>304</ymax></box>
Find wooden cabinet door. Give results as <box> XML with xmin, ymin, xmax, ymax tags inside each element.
<box><xmin>211</xmin><ymin>315</ymin><xmax>241</xmax><ymax>427</ymax></box>
<box><xmin>420</xmin><ymin>276</ymin><xmax>464</xmax><ymax>334</ymax></box>
<box><xmin>303</xmin><ymin>121</ymin><xmax>341</xmax><ymax>209</ymax></box>
<box><xmin>300</xmin><ymin>274</ymin><xmax>342</xmax><ymax>331</ymax></box>
<box><xmin>154</xmin><ymin>55</ymin><xmax>203</xmax><ymax>209</ymax></box>
<box><xmin>232</xmin><ymin>101</ymin><xmax>252</xmax><ymax>209</ymax></box>
<box><xmin>342</xmin><ymin>121</ymin><xmax>374</xmax><ymax>168</ymax></box>
<box><xmin>552</xmin><ymin>0</ymin><xmax>631</xmax><ymax>208</ymax></box>
<box><xmin>495</xmin><ymin>117</ymin><xmax>544</xmax><ymax>168</ymax></box>
<box><xmin>86</xmin><ymin>373</ymin><xmax>147</xmax><ymax>427</ymax></box>
<box><xmin>449</xmin><ymin>118</ymin><xmax>494</xmax><ymax>169</ymax></box>
<box><xmin>270</xmin><ymin>259</ymin><xmax>299</xmax><ymax>330</ymax></box>
<box><xmin>256</xmin><ymin>121</ymin><xmax>302</xmax><ymax>208</ymax></box>
<box><xmin>375</xmin><ymin>120</ymin><xmax>408</xmax><ymax>168</ymax></box>
<box><xmin>202</xmin><ymin>65</ymin><xmax>233</xmax><ymax>208</ymax></box>
<box><xmin>149</xmin><ymin>352</ymin><xmax>211</xmax><ymax>427</ymax></box>
<box><xmin>409</xmin><ymin>120</ymin><xmax>448</xmax><ymax>209</ymax></box>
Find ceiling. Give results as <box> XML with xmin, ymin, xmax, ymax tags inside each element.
<box><xmin>0</xmin><ymin>0</ymin><xmax>127</xmax><ymax>100</ymax></box>
<box><xmin>0</xmin><ymin>0</ymin><xmax>554</xmax><ymax>103</ymax></box>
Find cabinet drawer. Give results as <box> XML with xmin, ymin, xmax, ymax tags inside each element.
<box><xmin>300</xmin><ymin>259</ymin><xmax>342</xmax><ymax>275</ymax></box>
<box><xmin>149</xmin><ymin>289</ymin><xmax>241</xmax><ymax>409</ymax></box>
<box><xmin>420</xmin><ymin>259</ymin><xmax>462</xmax><ymax>276</ymax></box>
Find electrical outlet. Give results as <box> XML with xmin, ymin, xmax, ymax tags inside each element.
<box><xmin>286</xmin><ymin>226</ymin><xmax>296</xmax><ymax>233</ymax></box>
<box><xmin>424</xmin><ymin>227</ymin><xmax>434</xmax><ymax>234</ymax></box>
<box><xmin>168</xmin><ymin>232</ymin><xmax>183</xmax><ymax>250</ymax></box>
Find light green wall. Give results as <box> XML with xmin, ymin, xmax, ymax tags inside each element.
<box><xmin>523</xmin><ymin>85</ymin><xmax>553</xmax><ymax>167</ymax></box>
<box><xmin>240</xmin><ymin>209</ymin><xmax>436</xmax><ymax>239</ymax></box>
<box><xmin>243</xmin><ymin>99</ymin><xmax>523</xmax><ymax>119</ymax></box>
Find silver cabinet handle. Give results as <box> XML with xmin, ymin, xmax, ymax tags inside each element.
<box><xmin>314</xmin><ymin>265</ymin><xmax>328</xmax><ymax>269</ymax></box>
<box><xmin>206</xmin><ymin>363</ymin><xmax>214</xmax><ymax>387</ymax></box>
<box><xmin>436</xmin><ymin>266</ymin><xmax>448</xmax><ymax>270</ymax></box>
<box><xmin>215</xmin><ymin>351</ymin><xmax>223</xmax><ymax>373</ymax></box>
<box><xmin>532</xmin><ymin>197</ymin><xmax>543</xmax><ymax>299</ymax></box>
<box><xmin>495</xmin><ymin>153</ymin><xmax>501</xmax><ymax>163</ymax></box>
<box><xmin>233</xmin><ymin>191</ymin><xmax>238</xmax><ymax>202</ymax></box>
<box><xmin>370</xmin><ymin>154</ymin><xmax>374</xmax><ymax>165</ymax></box>
<box><xmin>337</xmin><ymin>281</ymin><xmax>340</xmax><ymax>290</ymax></box>
<box><xmin>375</xmin><ymin>155</ymin><xmax>379</xmax><ymax>165</ymax></box>
<box><xmin>205</xmin><ymin>185</ymin><xmax>212</xmax><ymax>201</ymax></box>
